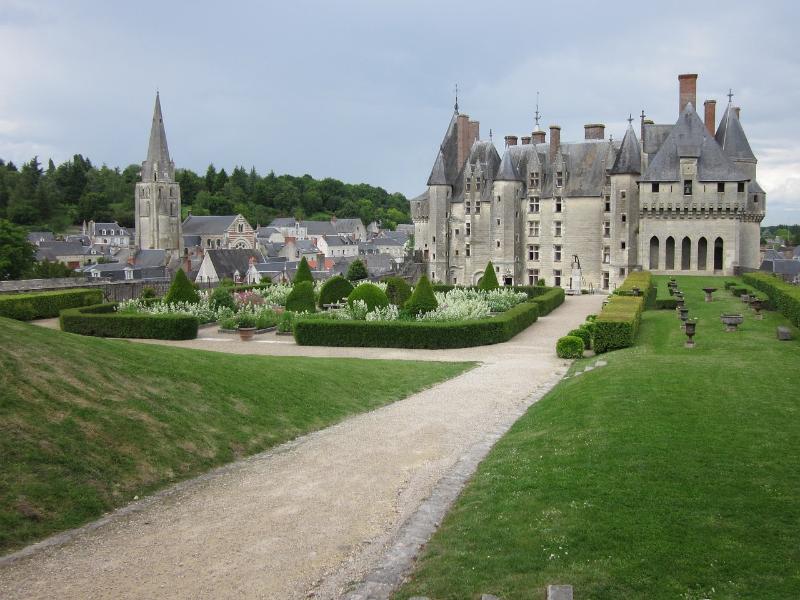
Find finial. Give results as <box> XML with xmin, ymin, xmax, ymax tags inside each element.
<box><xmin>727</xmin><ymin>88</ymin><xmax>734</xmax><ymax>103</ymax></box>
<box><xmin>534</xmin><ymin>91</ymin><xmax>541</xmax><ymax>129</ymax></box>
<box><xmin>489</xmin><ymin>128</ymin><xmax>493</xmax><ymax>142</ymax></box>
<box><xmin>454</xmin><ymin>83</ymin><xmax>459</xmax><ymax>113</ymax></box>
<box><xmin>640</xmin><ymin>110</ymin><xmax>646</xmax><ymax>122</ymax></box>
<box><xmin>627</xmin><ymin>113</ymin><xmax>634</xmax><ymax>125</ymax></box>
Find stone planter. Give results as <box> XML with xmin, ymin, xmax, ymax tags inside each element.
<box><xmin>238</xmin><ymin>327</ymin><xmax>256</xmax><ymax>341</ymax></box>
<box><xmin>702</xmin><ymin>287</ymin><xmax>717</xmax><ymax>302</ymax></box>
<box><xmin>720</xmin><ymin>314</ymin><xmax>743</xmax><ymax>332</ymax></box>
<box><xmin>749</xmin><ymin>298</ymin><xmax>764</xmax><ymax>320</ymax></box>
<box><xmin>684</xmin><ymin>319</ymin><xmax>697</xmax><ymax>347</ymax></box>
<box><xmin>679</xmin><ymin>307</ymin><xmax>689</xmax><ymax>327</ymax></box>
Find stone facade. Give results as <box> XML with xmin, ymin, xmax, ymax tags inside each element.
<box><xmin>412</xmin><ymin>74</ymin><xmax>766</xmax><ymax>290</ymax></box>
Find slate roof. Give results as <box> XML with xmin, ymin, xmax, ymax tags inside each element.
<box><xmin>715</xmin><ymin>104</ymin><xmax>756</xmax><ymax>161</ymax></box>
<box><xmin>269</xmin><ymin>217</ymin><xmax>297</xmax><ymax>228</ymax></box>
<box><xmin>794</xmin><ymin>246</ymin><xmax>800</xmax><ymax>259</ymax></box>
<box><xmin>27</xmin><ymin>231</ymin><xmax>54</xmax><ymax>244</ymax></box>
<box><xmin>183</xmin><ymin>235</ymin><xmax>201</xmax><ymax>247</ymax></box>
<box><xmin>450</xmin><ymin>140</ymin><xmax>502</xmax><ymax>202</ymax></box>
<box><xmin>643</xmin><ymin>124</ymin><xmax>673</xmax><ymax>155</ymax></box>
<box><xmin>760</xmin><ymin>259</ymin><xmax>800</xmax><ymax>276</ymax></box>
<box><xmin>332</xmin><ymin>219</ymin><xmax>364</xmax><ymax>234</ymax></box>
<box><xmin>205</xmin><ymin>249</ymin><xmax>265</xmax><ymax>279</ymax></box>
<box><xmin>304</xmin><ymin>221</ymin><xmax>336</xmax><ymax>236</ymax></box>
<box><xmin>134</xmin><ymin>249</ymin><xmax>167</xmax><ymax>268</ymax></box>
<box><xmin>141</xmin><ymin>92</ymin><xmax>173</xmax><ymax>182</ymax></box>
<box><xmin>609</xmin><ymin>125</ymin><xmax>641</xmax><ymax>175</ymax></box>
<box><xmin>495</xmin><ymin>150</ymin><xmax>523</xmax><ymax>182</ymax></box>
<box><xmin>763</xmin><ymin>249</ymin><xmax>784</xmax><ymax>261</ymax></box>
<box><xmin>255</xmin><ymin>226</ymin><xmax>279</xmax><ymax>237</ymax></box>
<box><xmin>427</xmin><ymin>111</ymin><xmax>462</xmax><ymax>186</ymax></box>
<box><xmin>182</xmin><ymin>215</ymin><xmax>237</xmax><ymax>235</ymax></box>
<box><xmin>322</xmin><ymin>235</ymin><xmax>356</xmax><ymax>247</ymax></box>
<box><xmin>36</xmin><ymin>241</ymin><xmax>108</xmax><ymax>260</ymax></box>
<box><xmin>641</xmin><ymin>104</ymin><xmax>746</xmax><ymax>182</ymax></box>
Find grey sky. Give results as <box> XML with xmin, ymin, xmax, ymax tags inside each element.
<box><xmin>1</xmin><ymin>0</ymin><xmax>798</xmax><ymax>224</ymax></box>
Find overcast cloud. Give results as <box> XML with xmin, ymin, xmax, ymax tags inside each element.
<box><xmin>1</xmin><ymin>0</ymin><xmax>798</xmax><ymax>224</ymax></box>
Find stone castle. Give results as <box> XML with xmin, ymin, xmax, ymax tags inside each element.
<box><xmin>411</xmin><ymin>73</ymin><xmax>765</xmax><ymax>290</ymax></box>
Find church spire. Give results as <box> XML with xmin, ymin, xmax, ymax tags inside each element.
<box><xmin>142</xmin><ymin>92</ymin><xmax>174</xmax><ymax>182</ymax></box>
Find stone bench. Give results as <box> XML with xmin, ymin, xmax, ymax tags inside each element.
<box><xmin>777</xmin><ymin>326</ymin><xmax>792</xmax><ymax>341</ymax></box>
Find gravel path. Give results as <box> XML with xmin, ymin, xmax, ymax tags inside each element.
<box><xmin>6</xmin><ymin>295</ymin><xmax>604</xmax><ymax>599</ymax></box>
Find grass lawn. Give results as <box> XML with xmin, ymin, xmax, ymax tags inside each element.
<box><xmin>396</xmin><ymin>275</ymin><xmax>800</xmax><ymax>599</ymax></box>
<box><xmin>0</xmin><ymin>317</ymin><xmax>473</xmax><ymax>555</ymax></box>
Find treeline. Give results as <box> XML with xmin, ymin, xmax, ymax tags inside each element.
<box><xmin>0</xmin><ymin>156</ymin><xmax>411</xmax><ymax>233</ymax></box>
<box><xmin>761</xmin><ymin>225</ymin><xmax>800</xmax><ymax>246</ymax></box>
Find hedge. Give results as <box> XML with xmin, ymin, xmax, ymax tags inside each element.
<box><xmin>556</xmin><ymin>335</ymin><xmax>584</xmax><ymax>359</ymax></box>
<box><xmin>294</xmin><ymin>300</ymin><xmax>540</xmax><ymax>349</ymax></box>
<box><xmin>348</xmin><ymin>283</ymin><xmax>389</xmax><ymax>311</ymax></box>
<box><xmin>383</xmin><ymin>276</ymin><xmax>412</xmax><ymax>307</ymax></box>
<box><xmin>318</xmin><ymin>275</ymin><xmax>354</xmax><ymax>307</ymax></box>
<box><xmin>406</xmin><ymin>275</ymin><xmax>438</xmax><ymax>315</ymax></box>
<box><xmin>529</xmin><ymin>287</ymin><xmax>565</xmax><ymax>316</ymax></box>
<box><xmin>743</xmin><ymin>272</ymin><xmax>800</xmax><ymax>328</ymax></box>
<box><xmin>286</xmin><ymin>281</ymin><xmax>316</xmax><ymax>313</ymax></box>
<box><xmin>594</xmin><ymin>294</ymin><xmax>644</xmax><ymax>354</ymax></box>
<box><xmin>0</xmin><ymin>288</ymin><xmax>103</xmax><ymax>320</ymax></box>
<box><xmin>164</xmin><ymin>269</ymin><xmax>200</xmax><ymax>304</ymax></box>
<box><xmin>655</xmin><ymin>298</ymin><xmax>678</xmax><ymax>310</ymax></box>
<box><xmin>567</xmin><ymin>327</ymin><xmax>590</xmax><ymax>349</ymax></box>
<box><xmin>60</xmin><ymin>303</ymin><xmax>199</xmax><ymax>340</ymax></box>
<box><xmin>617</xmin><ymin>271</ymin><xmax>656</xmax><ymax>309</ymax></box>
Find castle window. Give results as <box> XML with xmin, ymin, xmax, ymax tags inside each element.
<box><xmin>497</xmin><ymin>196</ymin><xmax>501</xmax><ymax>203</ymax></box>
<box><xmin>528</xmin><ymin>268</ymin><xmax>539</xmax><ymax>285</ymax></box>
<box><xmin>683</xmin><ymin>180</ymin><xmax>693</xmax><ymax>195</ymax></box>
<box><xmin>619</xmin><ymin>267</ymin><xmax>626</xmax><ymax>277</ymax></box>
<box><xmin>556</xmin><ymin>171</ymin><xmax>564</xmax><ymax>187</ymax></box>
<box><xmin>554</xmin><ymin>269</ymin><xmax>562</xmax><ymax>287</ymax></box>
<box><xmin>555</xmin><ymin>197</ymin><xmax>562</xmax><ymax>212</ymax></box>
<box><xmin>529</xmin><ymin>197</ymin><xmax>540</xmax><ymax>213</ymax></box>
<box><xmin>737</xmin><ymin>182</ymin><xmax>745</xmax><ymax>193</ymax></box>
<box><xmin>496</xmin><ymin>218</ymin><xmax>501</xmax><ymax>226</ymax></box>
<box><xmin>621</xmin><ymin>241</ymin><xmax>626</xmax><ymax>250</ymax></box>
<box><xmin>455</xmin><ymin>249</ymin><xmax>459</xmax><ymax>256</ymax></box>
<box><xmin>170</xmin><ymin>187</ymin><xmax>175</xmax><ymax>197</ymax></box>
<box><xmin>529</xmin><ymin>173</ymin><xmax>540</xmax><ymax>188</ymax></box>
<box><xmin>466</xmin><ymin>223</ymin><xmax>471</xmax><ymax>236</ymax></box>
<box><xmin>621</xmin><ymin>214</ymin><xmax>627</xmax><ymax>223</ymax></box>
<box><xmin>466</xmin><ymin>243</ymin><xmax>471</xmax><ymax>257</ymax></box>
<box><xmin>717</xmin><ymin>182</ymin><xmax>725</xmax><ymax>193</ymax></box>
<box><xmin>496</xmin><ymin>266</ymin><xmax>500</xmax><ymax>273</ymax></box>
<box><xmin>603</xmin><ymin>247</ymin><xmax>610</xmax><ymax>264</ymax></box>
<box><xmin>466</xmin><ymin>181</ymin><xmax>471</xmax><ymax>191</ymax></box>
<box><xmin>754</xmin><ymin>195</ymin><xmax>759</xmax><ymax>203</ymax></box>
<box><xmin>496</xmin><ymin>240</ymin><xmax>500</xmax><ymax>248</ymax></box>
<box><xmin>475</xmin><ymin>201</ymin><xmax>481</xmax><ymax>214</ymax></box>
<box><xmin>238</xmin><ymin>223</ymin><xmax>244</xmax><ymax>233</ymax></box>
<box><xmin>454</xmin><ymin>229</ymin><xmax>460</xmax><ymax>236</ymax></box>
<box><xmin>466</xmin><ymin>200</ymin><xmax>471</xmax><ymax>213</ymax></box>
<box><xmin>432</xmin><ymin>236</ymin><xmax>435</xmax><ymax>243</ymax></box>
<box><xmin>603</xmin><ymin>221</ymin><xmax>611</xmax><ymax>237</ymax></box>
<box><xmin>602</xmin><ymin>271</ymin><xmax>609</xmax><ymax>289</ymax></box>
<box><xmin>620</xmin><ymin>190</ymin><xmax>626</xmax><ymax>200</ymax></box>
<box><xmin>604</xmin><ymin>196</ymin><xmax>611</xmax><ymax>212</ymax></box>
<box><xmin>554</xmin><ymin>221</ymin><xmax>562</xmax><ymax>237</ymax></box>
<box><xmin>554</xmin><ymin>245</ymin><xmax>562</xmax><ymax>262</ymax></box>
<box><xmin>476</xmin><ymin>180</ymin><xmax>481</xmax><ymax>191</ymax></box>
<box><xmin>528</xmin><ymin>245</ymin><xmax>539</xmax><ymax>261</ymax></box>
<box><xmin>529</xmin><ymin>221</ymin><xmax>539</xmax><ymax>237</ymax></box>
<box><xmin>652</xmin><ymin>182</ymin><xmax>659</xmax><ymax>193</ymax></box>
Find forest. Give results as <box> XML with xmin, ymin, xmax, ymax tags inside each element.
<box><xmin>0</xmin><ymin>155</ymin><xmax>412</xmax><ymax>233</ymax></box>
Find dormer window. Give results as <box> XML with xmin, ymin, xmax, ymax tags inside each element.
<box><xmin>717</xmin><ymin>182</ymin><xmax>725</xmax><ymax>193</ymax></box>
<box><xmin>683</xmin><ymin>180</ymin><xmax>693</xmax><ymax>196</ymax></box>
<box><xmin>652</xmin><ymin>183</ymin><xmax>659</xmax><ymax>193</ymax></box>
<box><xmin>556</xmin><ymin>171</ymin><xmax>564</xmax><ymax>187</ymax></box>
<box><xmin>737</xmin><ymin>182</ymin><xmax>745</xmax><ymax>193</ymax></box>
<box><xmin>529</xmin><ymin>173</ymin><xmax>540</xmax><ymax>188</ymax></box>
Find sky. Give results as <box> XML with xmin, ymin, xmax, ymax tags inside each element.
<box><xmin>1</xmin><ymin>0</ymin><xmax>798</xmax><ymax>225</ymax></box>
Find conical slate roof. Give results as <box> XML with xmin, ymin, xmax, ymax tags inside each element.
<box><xmin>715</xmin><ymin>104</ymin><xmax>756</xmax><ymax>161</ymax></box>
<box><xmin>426</xmin><ymin>111</ymin><xmax>461</xmax><ymax>186</ymax></box>
<box><xmin>609</xmin><ymin>124</ymin><xmax>641</xmax><ymax>175</ymax></box>
<box><xmin>495</xmin><ymin>148</ymin><xmax>523</xmax><ymax>182</ymax></box>
<box><xmin>641</xmin><ymin>103</ymin><xmax>745</xmax><ymax>182</ymax></box>
<box><xmin>142</xmin><ymin>92</ymin><xmax>174</xmax><ymax>182</ymax></box>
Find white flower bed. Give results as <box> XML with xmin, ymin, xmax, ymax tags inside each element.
<box><xmin>417</xmin><ymin>288</ymin><xmax>527</xmax><ymax>321</ymax></box>
<box><xmin>253</xmin><ymin>284</ymin><xmax>293</xmax><ymax>306</ymax></box>
<box><xmin>117</xmin><ymin>299</ymin><xmax>231</xmax><ymax>324</ymax></box>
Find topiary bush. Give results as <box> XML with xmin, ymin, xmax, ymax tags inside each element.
<box><xmin>285</xmin><ymin>281</ymin><xmax>317</xmax><ymax>313</ymax></box>
<box><xmin>383</xmin><ymin>276</ymin><xmax>412</xmax><ymax>307</ymax></box>
<box><xmin>347</xmin><ymin>283</ymin><xmax>389</xmax><ymax>311</ymax></box>
<box><xmin>478</xmin><ymin>262</ymin><xmax>500</xmax><ymax>291</ymax></box>
<box><xmin>209</xmin><ymin>286</ymin><xmax>236</xmax><ymax>311</ymax></box>
<box><xmin>346</xmin><ymin>259</ymin><xmax>368</xmax><ymax>282</ymax></box>
<box><xmin>164</xmin><ymin>269</ymin><xmax>200</xmax><ymax>304</ymax></box>
<box><xmin>318</xmin><ymin>275</ymin><xmax>354</xmax><ymax>308</ymax></box>
<box><xmin>556</xmin><ymin>335</ymin><xmax>584</xmax><ymax>359</ymax></box>
<box><xmin>405</xmin><ymin>275</ymin><xmax>438</xmax><ymax>315</ymax></box>
<box><xmin>567</xmin><ymin>327</ymin><xmax>591</xmax><ymax>350</ymax></box>
<box><xmin>293</xmin><ymin>256</ymin><xmax>313</xmax><ymax>285</ymax></box>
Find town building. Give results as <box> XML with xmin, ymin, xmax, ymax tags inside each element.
<box><xmin>182</xmin><ymin>214</ymin><xmax>256</xmax><ymax>251</ymax></box>
<box><xmin>85</xmin><ymin>220</ymin><xmax>132</xmax><ymax>248</ymax></box>
<box><xmin>411</xmin><ymin>74</ymin><xmax>766</xmax><ymax>290</ymax></box>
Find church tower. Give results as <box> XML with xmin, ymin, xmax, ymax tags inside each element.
<box><xmin>135</xmin><ymin>92</ymin><xmax>181</xmax><ymax>258</ymax></box>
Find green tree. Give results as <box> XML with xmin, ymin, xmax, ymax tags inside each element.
<box><xmin>346</xmin><ymin>259</ymin><xmax>368</xmax><ymax>282</ymax></box>
<box><xmin>0</xmin><ymin>219</ymin><xmax>36</xmax><ymax>280</ymax></box>
<box><xmin>478</xmin><ymin>262</ymin><xmax>500</xmax><ymax>291</ymax></box>
<box><xmin>7</xmin><ymin>157</ymin><xmax>43</xmax><ymax>225</ymax></box>
<box><xmin>164</xmin><ymin>269</ymin><xmax>200</xmax><ymax>304</ymax></box>
<box><xmin>293</xmin><ymin>256</ymin><xmax>313</xmax><ymax>284</ymax></box>
<box><xmin>405</xmin><ymin>275</ymin><xmax>438</xmax><ymax>315</ymax></box>
<box><xmin>27</xmin><ymin>259</ymin><xmax>75</xmax><ymax>279</ymax></box>
<box><xmin>285</xmin><ymin>280</ymin><xmax>316</xmax><ymax>313</ymax></box>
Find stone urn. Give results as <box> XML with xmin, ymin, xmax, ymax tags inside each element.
<box><xmin>679</xmin><ymin>307</ymin><xmax>690</xmax><ymax>329</ymax></box>
<box><xmin>675</xmin><ymin>297</ymin><xmax>685</xmax><ymax>312</ymax></box>
<box><xmin>749</xmin><ymin>298</ymin><xmax>764</xmax><ymax>320</ymax></box>
<box><xmin>684</xmin><ymin>319</ymin><xmax>697</xmax><ymax>348</ymax></box>
<box><xmin>720</xmin><ymin>313</ymin><xmax>744</xmax><ymax>332</ymax></box>
<box><xmin>702</xmin><ymin>287</ymin><xmax>717</xmax><ymax>302</ymax></box>
<box><xmin>631</xmin><ymin>286</ymin><xmax>641</xmax><ymax>297</ymax></box>
<box><xmin>238</xmin><ymin>327</ymin><xmax>256</xmax><ymax>341</ymax></box>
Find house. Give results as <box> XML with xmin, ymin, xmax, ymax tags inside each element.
<box><xmin>318</xmin><ymin>235</ymin><xmax>359</xmax><ymax>258</ymax></box>
<box><xmin>182</xmin><ymin>214</ymin><xmax>256</xmax><ymax>251</ymax></box>
<box><xmin>78</xmin><ymin>261</ymin><xmax>167</xmax><ymax>281</ymax></box>
<box><xmin>85</xmin><ymin>220</ymin><xmax>132</xmax><ymax>248</ymax></box>
<box><xmin>27</xmin><ymin>231</ymin><xmax>55</xmax><ymax>246</ymax></box>
<box><xmin>279</xmin><ymin>239</ymin><xmax>319</xmax><ymax>262</ymax></box>
<box><xmin>195</xmin><ymin>249</ymin><xmax>265</xmax><ymax>284</ymax></box>
<box><xmin>255</xmin><ymin>226</ymin><xmax>284</xmax><ymax>244</ymax></box>
<box><xmin>268</xmin><ymin>217</ymin><xmax>367</xmax><ymax>244</ymax></box>
<box><xmin>359</xmin><ymin>237</ymin><xmax>405</xmax><ymax>258</ymax></box>
<box><xmin>35</xmin><ymin>241</ymin><xmax>110</xmax><ymax>269</ymax></box>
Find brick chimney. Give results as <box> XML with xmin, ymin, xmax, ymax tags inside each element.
<box><xmin>584</xmin><ymin>123</ymin><xmax>605</xmax><ymax>140</ymax></box>
<box><xmin>678</xmin><ymin>73</ymin><xmax>698</xmax><ymax>114</ymax></box>
<box><xmin>456</xmin><ymin>115</ymin><xmax>480</xmax><ymax>168</ymax></box>
<box><xmin>703</xmin><ymin>100</ymin><xmax>716</xmax><ymax>136</ymax></box>
<box><xmin>531</xmin><ymin>130</ymin><xmax>546</xmax><ymax>144</ymax></box>
<box><xmin>504</xmin><ymin>135</ymin><xmax>518</xmax><ymax>147</ymax></box>
<box><xmin>127</xmin><ymin>254</ymin><xmax>136</xmax><ymax>266</ymax></box>
<box><xmin>549</xmin><ymin>125</ymin><xmax>561</xmax><ymax>161</ymax></box>
<box><xmin>520</xmin><ymin>136</ymin><xmax>532</xmax><ymax>145</ymax></box>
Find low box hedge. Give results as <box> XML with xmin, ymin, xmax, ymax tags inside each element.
<box><xmin>594</xmin><ymin>294</ymin><xmax>644</xmax><ymax>354</ymax></box>
<box><xmin>294</xmin><ymin>300</ymin><xmax>540</xmax><ymax>349</ymax></box>
<box><xmin>529</xmin><ymin>287</ymin><xmax>565</xmax><ymax>315</ymax></box>
<box><xmin>743</xmin><ymin>272</ymin><xmax>800</xmax><ymax>328</ymax></box>
<box><xmin>0</xmin><ymin>288</ymin><xmax>103</xmax><ymax>320</ymax></box>
<box><xmin>655</xmin><ymin>298</ymin><xmax>678</xmax><ymax>310</ymax></box>
<box><xmin>617</xmin><ymin>271</ymin><xmax>656</xmax><ymax>309</ymax></box>
<box><xmin>60</xmin><ymin>303</ymin><xmax>199</xmax><ymax>340</ymax></box>
<box><xmin>556</xmin><ymin>335</ymin><xmax>584</xmax><ymax>359</ymax></box>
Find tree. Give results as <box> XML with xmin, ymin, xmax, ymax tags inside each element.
<box><xmin>285</xmin><ymin>281</ymin><xmax>316</xmax><ymax>313</ymax></box>
<box><xmin>346</xmin><ymin>259</ymin><xmax>368</xmax><ymax>282</ymax></box>
<box><xmin>0</xmin><ymin>219</ymin><xmax>36</xmax><ymax>280</ymax></box>
<box><xmin>27</xmin><ymin>259</ymin><xmax>75</xmax><ymax>279</ymax></box>
<box><xmin>293</xmin><ymin>256</ymin><xmax>313</xmax><ymax>284</ymax></box>
<box><xmin>347</xmin><ymin>283</ymin><xmax>389</xmax><ymax>311</ymax></box>
<box><xmin>318</xmin><ymin>275</ymin><xmax>354</xmax><ymax>307</ymax></box>
<box><xmin>164</xmin><ymin>269</ymin><xmax>200</xmax><ymax>304</ymax></box>
<box><xmin>478</xmin><ymin>261</ymin><xmax>500</xmax><ymax>291</ymax></box>
<box><xmin>405</xmin><ymin>275</ymin><xmax>438</xmax><ymax>315</ymax></box>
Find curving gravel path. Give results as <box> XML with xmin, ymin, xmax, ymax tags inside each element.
<box><xmin>5</xmin><ymin>294</ymin><xmax>604</xmax><ymax>599</ymax></box>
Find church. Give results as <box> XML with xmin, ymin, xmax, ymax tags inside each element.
<box><xmin>410</xmin><ymin>73</ymin><xmax>766</xmax><ymax>290</ymax></box>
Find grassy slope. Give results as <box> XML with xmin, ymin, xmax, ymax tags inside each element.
<box><xmin>397</xmin><ymin>276</ymin><xmax>800</xmax><ymax>600</ymax></box>
<box><xmin>0</xmin><ymin>318</ymin><xmax>473</xmax><ymax>554</ymax></box>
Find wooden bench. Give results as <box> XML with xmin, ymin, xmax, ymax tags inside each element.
<box><xmin>777</xmin><ymin>326</ymin><xmax>792</xmax><ymax>341</ymax></box>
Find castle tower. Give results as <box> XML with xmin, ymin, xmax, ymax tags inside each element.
<box><xmin>135</xmin><ymin>92</ymin><xmax>182</xmax><ymax>258</ymax></box>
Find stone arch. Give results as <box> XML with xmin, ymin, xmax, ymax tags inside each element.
<box><xmin>649</xmin><ymin>236</ymin><xmax>659</xmax><ymax>270</ymax></box>
<box><xmin>697</xmin><ymin>237</ymin><xmax>708</xmax><ymax>271</ymax></box>
<box><xmin>665</xmin><ymin>236</ymin><xmax>675</xmax><ymax>270</ymax></box>
<box><xmin>681</xmin><ymin>236</ymin><xmax>692</xmax><ymax>270</ymax></box>
<box><xmin>714</xmin><ymin>237</ymin><xmax>724</xmax><ymax>270</ymax></box>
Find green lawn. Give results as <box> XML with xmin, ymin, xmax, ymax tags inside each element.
<box><xmin>396</xmin><ymin>275</ymin><xmax>800</xmax><ymax>599</ymax></box>
<box><xmin>0</xmin><ymin>318</ymin><xmax>473</xmax><ymax>554</ymax></box>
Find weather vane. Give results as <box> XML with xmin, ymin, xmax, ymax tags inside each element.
<box><xmin>627</xmin><ymin>113</ymin><xmax>634</xmax><ymax>125</ymax></box>
<box><xmin>454</xmin><ymin>83</ymin><xmax>459</xmax><ymax>113</ymax></box>
<box><xmin>534</xmin><ymin>91</ymin><xmax>541</xmax><ymax>129</ymax></box>
<box><xmin>727</xmin><ymin>88</ymin><xmax>734</xmax><ymax>103</ymax></box>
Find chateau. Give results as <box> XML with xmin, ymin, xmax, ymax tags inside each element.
<box><xmin>411</xmin><ymin>73</ymin><xmax>766</xmax><ymax>290</ymax></box>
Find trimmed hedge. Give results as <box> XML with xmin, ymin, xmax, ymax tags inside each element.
<box><xmin>567</xmin><ymin>327</ymin><xmax>590</xmax><ymax>349</ymax></box>
<box><xmin>556</xmin><ymin>335</ymin><xmax>584</xmax><ymax>359</ymax></box>
<box><xmin>318</xmin><ymin>275</ymin><xmax>354</xmax><ymax>307</ymax></box>
<box><xmin>285</xmin><ymin>281</ymin><xmax>317</xmax><ymax>313</ymax></box>
<box><xmin>478</xmin><ymin>262</ymin><xmax>500</xmax><ymax>291</ymax></box>
<box><xmin>294</xmin><ymin>300</ymin><xmax>540</xmax><ymax>349</ymax></box>
<box><xmin>617</xmin><ymin>271</ymin><xmax>656</xmax><ymax>309</ymax></box>
<box><xmin>60</xmin><ymin>303</ymin><xmax>199</xmax><ymax>340</ymax></box>
<box><xmin>164</xmin><ymin>269</ymin><xmax>200</xmax><ymax>304</ymax></box>
<box><xmin>406</xmin><ymin>275</ymin><xmax>438</xmax><ymax>315</ymax></box>
<box><xmin>655</xmin><ymin>298</ymin><xmax>678</xmax><ymax>310</ymax></box>
<box><xmin>529</xmin><ymin>287</ymin><xmax>565</xmax><ymax>316</ymax></box>
<box><xmin>383</xmin><ymin>276</ymin><xmax>412</xmax><ymax>307</ymax></box>
<box><xmin>594</xmin><ymin>294</ymin><xmax>644</xmax><ymax>354</ymax></box>
<box><xmin>347</xmin><ymin>283</ymin><xmax>389</xmax><ymax>311</ymax></box>
<box><xmin>293</xmin><ymin>256</ymin><xmax>313</xmax><ymax>284</ymax></box>
<box><xmin>0</xmin><ymin>288</ymin><xmax>103</xmax><ymax>320</ymax></box>
<box><xmin>743</xmin><ymin>272</ymin><xmax>800</xmax><ymax>327</ymax></box>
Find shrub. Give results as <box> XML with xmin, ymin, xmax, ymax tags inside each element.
<box><xmin>60</xmin><ymin>303</ymin><xmax>198</xmax><ymax>340</ymax></box>
<box><xmin>256</xmin><ymin>310</ymin><xmax>278</xmax><ymax>329</ymax></box>
<box><xmin>140</xmin><ymin>286</ymin><xmax>157</xmax><ymax>300</ymax></box>
<box><xmin>594</xmin><ymin>295</ymin><xmax>644</xmax><ymax>354</ymax></box>
<box><xmin>277</xmin><ymin>311</ymin><xmax>296</xmax><ymax>333</ymax></box>
<box><xmin>556</xmin><ymin>335</ymin><xmax>584</xmax><ymax>359</ymax></box>
<box><xmin>346</xmin><ymin>259</ymin><xmax>368</xmax><ymax>282</ymax></box>
<box><xmin>732</xmin><ymin>286</ymin><xmax>749</xmax><ymax>297</ymax></box>
<box><xmin>567</xmin><ymin>328</ymin><xmax>590</xmax><ymax>349</ymax></box>
<box><xmin>293</xmin><ymin>256</ymin><xmax>313</xmax><ymax>284</ymax></box>
<box><xmin>164</xmin><ymin>270</ymin><xmax>200</xmax><ymax>304</ymax></box>
<box><xmin>537</xmin><ymin>278</ymin><xmax>547</xmax><ymax>287</ymax></box>
<box><xmin>0</xmin><ymin>288</ymin><xmax>103</xmax><ymax>320</ymax></box>
<box><xmin>618</xmin><ymin>271</ymin><xmax>656</xmax><ymax>309</ymax></box>
<box><xmin>383</xmin><ymin>276</ymin><xmax>412</xmax><ymax>307</ymax></box>
<box><xmin>347</xmin><ymin>283</ymin><xmax>389</xmax><ymax>312</ymax></box>
<box><xmin>530</xmin><ymin>287</ymin><xmax>565</xmax><ymax>316</ymax></box>
<box><xmin>656</xmin><ymin>298</ymin><xmax>678</xmax><ymax>310</ymax></box>
<box><xmin>285</xmin><ymin>281</ymin><xmax>317</xmax><ymax>313</ymax></box>
<box><xmin>478</xmin><ymin>262</ymin><xmax>499</xmax><ymax>291</ymax></box>
<box><xmin>295</xmin><ymin>300</ymin><xmax>539</xmax><ymax>349</ymax></box>
<box><xmin>405</xmin><ymin>276</ymin><xmax>438</xmax><ymax>315</ymax></box>
<box><xmin>743</xmin><ymin>272</ymin><xmax>800</xmax><ymax>328</ymax></box>
<box><xmin>209</xmin><ymin>287</ymin><xmax>236</xmax><ymax>311</ymax></box>
<box><xmin>236</xmin><ymin>312</ymin><xmax>257</xmax><ymax>328</ymax></box>
<box><xmin>318</xmin><ymin>275</ymin><xmax>354</xmax><ymax>307</ymax></box>
<box><xmin>724</xmin><ymin>281</ymin><xmax>738</xmax><ymax>290</ymax></box>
